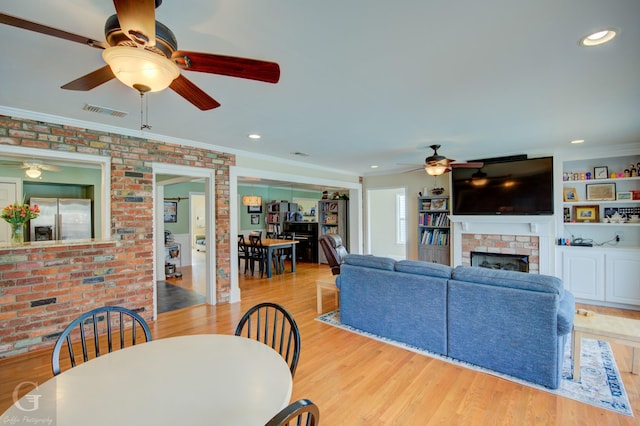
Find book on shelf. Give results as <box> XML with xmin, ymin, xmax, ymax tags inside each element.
<box><xmin>420</xmin><ymin>229</ymin><xmax>449</xmax><ymax>246</ymax></box>
<box><xmin>419</xmin><ymin>212</ymin><xmax>450</xmax><ymax>227</ymax></box>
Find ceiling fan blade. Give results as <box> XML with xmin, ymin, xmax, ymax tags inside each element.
<box><xmin>172</xmin><ymin>51</ymin><xmax>280</xmax><ymax>83</ymax></box>
<box><xmin>61</xmin><ymin>66</ymin><xmax>116</xmax><ymax>91</ymax></box>
<box><xmin>0</xmin><ymin>13</ymin><xmax>108</xmax><ymax>49</ymax></box>
<box><xmin>451</xmin><ymin>162</ymin><xmax>484</xmax><ymax>168</ymax></box>
<box><xmin>40</xmin><ymin>164</ymin><xmax>62</xmax><ymax>172</ymax></box>
<box><xmin>113</xmin><ymin>0</ymin><xmax>157</xmax><ymax>46</ymax></box>
<box><xmin>169</xmin><ymin>74</ymin><xmax>221</xmax><ymax>110</ymax></box>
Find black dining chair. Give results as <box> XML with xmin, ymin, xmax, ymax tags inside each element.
<box><xmin>273</xmin><ymin>232</ymin><xmax>295</xmax><ymax>274</ymax></box>
<box><xmin>235</xmin><ymin>302</ymin><xmax>301</xmax><ymax>378</ymax></box>
<box><xmin>238</xmin><ymin>234</ymin><xmax>250</xmax><ymax>270</ymax></box>
<box><xmin>51</xmin><ymin>306</ymin><xmax>152</xmax><ymax>376</ymax></box>
<box><xmin>265</xmin><ymin>399</ymin><xmax>319</xmax><ymax>426</ymax></box>
<box><xmin>247</xmin><ymin>234</ymin><xmax>267</xmax><ymax>277</ymax></box>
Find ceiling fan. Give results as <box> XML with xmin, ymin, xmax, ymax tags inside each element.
<box><xmin>0</xmin><ymin>0</ymin><xmax>280</xmax><ymax>110</ymax></box>
<box><xmin>403</xmin><ymin>144</ymin><xmax>484</xmax><ymax>176</ymax></box>
<box><xmin>0</xmin><ymin>160</ymin><xmax>62</xmax><ymax>178</ymax></box>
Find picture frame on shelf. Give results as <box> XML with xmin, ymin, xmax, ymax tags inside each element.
<box><xmin>617</xmin><ymin>191</ymin><xmax>632</xmax><ymax>201</ymax></box>
<box><xmin>563</xmin><ymin>187</ymin><xmax>578</xmax><ymax>202</ymax></box>
<box><xmin>431</xmin><ymin>199</ymin><xmax>447</xmax><ymax>210</ymax></box>
<box><xmin>593</xmin><ymin>166</ymin><xmax>609</xmax><ymax>179</ymax></box>
<box><xmin>250</xmin><ymin>214</ymin><xmax>260</xmax><ymax>225</ymax></box>
<box><xmin>247</xmin><ymin>205</ymin><xmax>263</xmax><ymax>213</ymax></box>
<box><xmin>563</xmin><ymin>207</ymin><xmax>571</xmax><ymax>223</ymax></box>
<box><xmin>586</xmin><ymin>183</ymin><xmax>616</xmax><ymax>201</ymax></box>
<box><xmin>572</xmin><ymin>205</ymin><xmax>600</xmax><ymax>223</ymax></box>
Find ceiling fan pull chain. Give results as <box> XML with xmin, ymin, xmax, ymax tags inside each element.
<box><xmin>140</xmin><ymin>92</ymin><xmax>152</xmax><ymax>131</ymax></box>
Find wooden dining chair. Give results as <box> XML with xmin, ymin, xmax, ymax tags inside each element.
<box><xmin>51</xmin><ymin>306</ymin><xmax>152</xmax><ymax>376</ymax></box>
<box><xmin>234</xmin><ymin>302</ymin><xmax>301</xmax><ymax>378</ymax></box>
<box><xmin>265</xmin><ymin>399</ymin><xmax>319</xmax><ymax>426</ymax></box>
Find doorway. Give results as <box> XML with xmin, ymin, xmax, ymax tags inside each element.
<box><xmin>366</xmin><ymin>187</ymin><xmax>407</xmax><ymax>260</ymax></box>
<box><xmin>153</xmin><ymin>163</ymin><xmax>215</xmax><ymax>318</ymax></box>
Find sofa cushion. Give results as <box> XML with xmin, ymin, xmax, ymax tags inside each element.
<box><xmin>452</xmin><ymin>266</ymin><xmax>563</xmax><ymax>295</ymax></box>
<box><xmin>343</xmin><ymin>254</ymin><xmax>396</xmax><ymax>271</ymax></box>
<box><xmin>395</xmin><ymin>260</ymin><xmax>452</xmax><ymax>279</ymax></box>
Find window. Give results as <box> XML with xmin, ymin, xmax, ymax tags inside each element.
<box><xmin>396</xmin><ymin>193</ymin><xmax>406</xmax><ymax>244</ymax></box>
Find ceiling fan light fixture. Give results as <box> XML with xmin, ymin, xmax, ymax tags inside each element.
<box><xmin>25</xmin><ymin>167</ymin><xmax>42</xmax><ymax>178</ymax></box>
<box><xmin>102</xmin><ymin>46</ymin><xmax>180</xmax><ymax>92</ymax></box>
<box><xmin>425</xmin><ymin>165</ymin><xmax>448</xmax><ymax>176</ymax></box>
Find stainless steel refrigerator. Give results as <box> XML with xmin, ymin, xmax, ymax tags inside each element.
<box><xmin>29</xmin><ymin>198</ymin><xmax>93</xmax><ymax>241</ymax></box>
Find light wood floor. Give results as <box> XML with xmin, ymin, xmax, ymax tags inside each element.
<box><xmin>2</xmin><ymin>260</ymin><xmax>639</xmax><ymax>425</ymax></box>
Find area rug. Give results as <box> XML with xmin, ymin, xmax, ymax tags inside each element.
<box><xmin>157</xmin><ymin>281</ymin><xmax>206</xmax><ymax>314</ymax></box>
<box><xmin>316</xmin><ymin>310</ymin><xmax>633</xmax><ymax>417</ymax></box>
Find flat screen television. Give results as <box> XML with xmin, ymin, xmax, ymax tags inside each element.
<box><xmin>450</xmin><ymin>156</ymin><xmax>554</xmax><ymax>215</ymax></box>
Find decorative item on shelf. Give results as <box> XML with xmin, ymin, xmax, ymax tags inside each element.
<box><xmin>1</xmin><ymin>202</ymin><xmax>40</xmax><ymax>245</ymax></box>
<box><xmin>631</xmin><ymin>164</ymin><xmax>637</xmax><ymax>177</ymax></box>
<box><xmin>563</xmin><ymin>187</ymin><xmax>578</xmax><ymax>202</ymax></box>
<box><xmin>586</xmin><ymin>183</ymin><xmax>616</xmax><ymax>201</ymax></box>
<box><xmin>594</xmin><ymin>166</ymin><xmax>608</xmax><ymax>179</ymax></box>
<box><xmin>624</xmin><ymin>168</ymin><xmax>630</xmax><ymax>178</ymax></box>
<box><xmin>610</xmin><ymin>172</ymin><xmax>617</xmax><ymax>179</ymax></box>
<box><xmin>617</xmin><ymin>191</ymin><xmax>632</xmax><ymax>201</ymax></box>
<box><xmin>572</xmin><ymin>205</ymin><xmax>599</xmax><ymax>223</ymax></box>
<box><xmin>563</xmin><ymin>207</ymin><xmax>571</xmax><ymax>223</ymax></box>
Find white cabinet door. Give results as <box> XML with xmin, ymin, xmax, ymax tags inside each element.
<box><xmin>605</xmin><ymin>252</ymin><xmax>640</xmax><ymax>305</ymax></box>
<box><xmin>562</xmin><ymin>250</ymin><xmax>605</xmax><ymax>301</ymax></box>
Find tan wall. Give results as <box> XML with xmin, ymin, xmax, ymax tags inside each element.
<box><xmin>0</xmin><ymin>115</ymin><xmax>233</xmax><ymax>357</ymax></box>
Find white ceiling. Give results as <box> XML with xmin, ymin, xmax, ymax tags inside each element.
<box><xmin>1</xmin><ymin>0</ymin><xmax>639</xmax><ymax>178</ymax></box>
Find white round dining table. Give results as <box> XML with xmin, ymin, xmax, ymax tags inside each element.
<box><xmin>0</xmin><ymin>334</ymin><xmax>293</xmax><ymax>426</ymax></box>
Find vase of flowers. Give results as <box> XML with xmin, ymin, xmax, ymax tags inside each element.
<box><xmin>2</xmin><ymin>203</ymin><xmax>40</xmax><ymax>245</ymax></box>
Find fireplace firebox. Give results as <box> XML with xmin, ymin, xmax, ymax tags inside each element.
<box><xmin>470</xmin><ymin>251</ymin><xmax>529</xmax><ymax>272</ymax></box>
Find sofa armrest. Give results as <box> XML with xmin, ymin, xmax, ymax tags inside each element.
<box><xmin>557</xmin><ymin>290</ymin><xmax>575</xmax><ymax>335</ymax></box>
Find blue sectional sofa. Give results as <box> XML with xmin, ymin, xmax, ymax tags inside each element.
<box><xmin>335</xmin><ymin>254</ymin><xmax>575</xmax><ymax>389</ymax></box>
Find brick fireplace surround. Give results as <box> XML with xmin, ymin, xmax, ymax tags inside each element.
<box><xmin>463</xmin><ymin>234</ymin><xmax>540</xmax><ymax>274</ymax></box>
<box><xmin>449</xmin><ymin>215</ymin><xmax>555</xmax><ymax>276</ymax></box>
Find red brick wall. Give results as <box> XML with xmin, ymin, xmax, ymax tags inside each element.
<box><xmin>461</xmin><ymin>233</ymin><xmax>540</xmax><ymax>273</ymax></box>
<box><xmin>0</xmin><ymin>115</ymin><xmax>233</xmax><ymax>357</ymax></box>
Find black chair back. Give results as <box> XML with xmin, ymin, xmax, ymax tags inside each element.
<box><xmin>51</xmin><ymin>306</ymin><xmax>152</xmax><ymax>376</ymax></box>
<box><xmin>235</xmin><ymin>302</ymin><xmax>301</xmax><ymax>377</ymax></box>
<box><xmin>265</xmin><ymin>399</ymin><xmax>319</xmax><ymax>426</ymax></box>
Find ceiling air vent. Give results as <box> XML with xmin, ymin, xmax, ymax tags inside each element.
<box><xmin>291</xmin><ymin>151</ymin><xmax>310</xmax><ymax>157</ymax></box>
<box><xmin>82</xmin><ymin>104</ymin><xmax>128</xmax><ymax>118</ymax></box>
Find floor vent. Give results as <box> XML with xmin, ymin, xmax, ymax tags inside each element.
<box><xmin>82</xmin><ymin>104</ymin><xmax>128</xmax><ymax>118</ymax></box>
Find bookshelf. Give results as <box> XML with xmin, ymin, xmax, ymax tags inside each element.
<box><xmin>318</xmin><ymin>199</ymin><xmax>348</xmax><ymax>264</ymax></box>
<box><xmin>418</xmin><ymin>196</ymin><xmax>450</xmax><ymax>265</ymax></box>
<box><xmin>266</xmin><ymin>201</ymin><xmax>298</xmax><ymax>235</ymax></box>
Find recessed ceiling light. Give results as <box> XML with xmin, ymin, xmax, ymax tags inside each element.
<box><xmin>570</xmin><ymin>139</ymin><xmax>585</xmax><ymax>144</ymax></box>
<box><xmin>370</xmin><ymin>165</ymin><xmax>379</xmax><ymax>169</ymax></box>
<box><xmin>248</xmin><ymin>133</ymin><xmax>261</xmax><ymax>140</ymax></box>
<box><xmin>579</xmin><ymin>29</ymin><xmax>617</xmax><ymax>47</ymax></box>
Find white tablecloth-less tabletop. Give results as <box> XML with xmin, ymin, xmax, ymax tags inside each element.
<box><xmin>1</xmin><ymin>334</ymin><xmax>293</xmax><ymax>426</ymax></box>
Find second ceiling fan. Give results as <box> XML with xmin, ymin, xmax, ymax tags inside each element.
<box><xmin>423</xmin><ymin>145</ymin><xmax>484</xmax><ymax>176</ymax></box>
<box><xmin>0</xmin><ymin>0</ymin><xmax>280</xmax><ymax>110</ymax></box>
